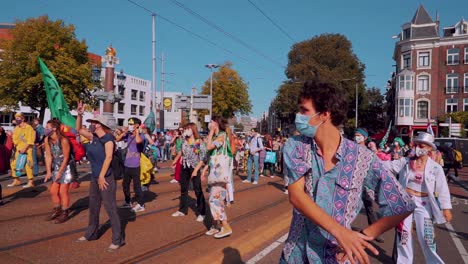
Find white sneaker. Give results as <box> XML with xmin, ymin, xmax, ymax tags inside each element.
<box><xmin>170</xmin><ymin>179</ymin><xmax>178</xmax><ymax>183</ymax></box>
<box><xmin>172</xmin><ymin>211</ymin><xmax>186</xmax><ymax>217</ymax></box>
<box><xmin>214</xmin><ymin>227</ymin><xmax>232</xmax><ymax>239</ymax></box>
<box><xmin>260</xmin><ymin>174</ymin><xmax>265</xmax><ymax>178</ymax></box>
<box><xmin>131</xmin><ymin>204</ymin><xmax>145</xmax><ymax>213</ymax></box>
<box><xmin>119</xmin><ymin>202</ymin><xmax>132</xmax><ymax>208</ymax></box>
<box><xmin>284</xmin><ymin>190</ymin><xmax>289</xmax><ymax>195</ymax></box>
<box><xmin>205</xmin><ymin>228</ymin><xmax>220</xmax><ymax>236</ymax></box>
<box><xmin>196</xmin><ymin>215</ymin><xmax>205</xmax><ymax>222</ymax></box>
<box><xmin>242</xmin><ymin>180</ymin><xmax>250</xmax><ymax>183</ymax></box>
<box><xmin>270</xmin><ymin>175</ymin><xmax>275</xmax><ymax>178</ymax></box>
<box><xmin>253</xmin><ymin>181</ymin><xmax>258</xmax><ymax>185</ymax></box>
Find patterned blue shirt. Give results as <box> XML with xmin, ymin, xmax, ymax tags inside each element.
<box><xmin>280</xmin><ymin>135</ymin><xmax>415</xmax><ymax>264</ymax></box>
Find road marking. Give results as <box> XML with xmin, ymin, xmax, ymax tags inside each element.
<box><xmin>246</xmin><ymin>233</ymin><xmax>288</xmax><ymax>264</ymax></box>
<box><xmin>445</xmin><ymin>222</ymin><xmax>468</xmax><ymax>264</ymax></box>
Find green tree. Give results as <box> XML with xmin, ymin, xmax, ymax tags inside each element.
<box><xmin>200</xmin><ymin>62</ymin><xmax>252</xmax><ymax>118</ymax></box>
<box><xmin>0</xmin><ymin>16</ymin><xmax>92</xmax><ymax>121</ymax></box>
<box><xmin>437</xmin><ymin>112</ymin><xmax>468</xmax><ymax>137</ymax></box>
<box><xmin>271</xmin><ymin>81</ymin><xmax>301</xmax><ymax>125</ymax></box>
<box><xmin>359</xmin><ymin>87</ymin><xmax>386</xmax><ymax>134</ymax></box>
<box><xmin>274</xmin><ymin>33</ymin><xmax>367</xmax><ymax>127</ymax></box>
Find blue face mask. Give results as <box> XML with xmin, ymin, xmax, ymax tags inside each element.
<box><xmin>295</xmin><ymin>113</ymin><xmax>323</xmax><ymax>138</ymax></box>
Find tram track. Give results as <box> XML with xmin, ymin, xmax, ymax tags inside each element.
<box><xmin>0</xmin><ymin>178</ymin><xmax>284</xmax><ymax>252</ymax></box>
<box><xmin>119</xmin><ymin>198</ymin><xmax>288</xmax><ymax>264</ymax></box>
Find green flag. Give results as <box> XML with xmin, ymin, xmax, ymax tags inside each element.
<box><xmin>379</xmin><ymin>120</ymin><xmax>393</xmax><ymax>149</ymax></box>
<box><xmin>144</xmin><ymin>110</ymin><xmax>156</xmax><ymax>134</ymax></box>
<box><xmin>38</xmin><ymin>57</ymin><xmax>76</xmax><ymax>128</ymax></box>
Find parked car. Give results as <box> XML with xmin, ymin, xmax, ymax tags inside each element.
<box><xmin>434</xmin><ymin>138</ymin><xmax>468</xmax><ymax>167</ymax></box>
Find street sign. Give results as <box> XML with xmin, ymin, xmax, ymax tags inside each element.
<box><xmin>174</xmin><ymin>95</ymin><xmax>190</xmax><ymax>109</ymax></box>
<box><xmin>174</xmin><ymin>94</ymin><xmax>212</xmax><ymax>110</ymax></box>
<box><xmin>192</xmin><ymin>95</ymin><xmax>212</xmax><ymax>110</ymax></box>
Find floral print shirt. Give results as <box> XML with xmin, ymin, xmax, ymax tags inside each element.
<box><xmin>280</xmin><ymin>135</ymin><xmax>415</xmax><ymax>264</ymax></box>
<box><xmin>182</xmin><ymin>138</ymin><xmax>207</xmax><ymax>169</ymax></box>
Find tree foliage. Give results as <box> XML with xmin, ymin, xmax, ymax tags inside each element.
<box><xmin>359</xmin><ymin>87</ymin><xmax>386</xmax><ymax>134</ymax></box>
<box><xmin>200</xmin><ymin>62</ymin><xmax>252</xmax><ymax>118</ymax></box>
<box><xmin>273</xmin><ymin>33</ymin><xmax>367</xmax><ymax>127</ymax></box>
<box><xmin>0</xmin><ymin>16</ymin><xmax>92</xmax><ymax>121</ymax></box>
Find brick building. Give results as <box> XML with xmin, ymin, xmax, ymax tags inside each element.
<box><xmin>392</xmin><ymin>5</ymin><xmax>468</xmax><ymax>138</ymax></box>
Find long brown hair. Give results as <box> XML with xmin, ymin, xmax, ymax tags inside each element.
<box><xmin>47</xmin><ymin>119</ymin><xmax>67</xmax><ymax>141</ymax></box>
<box><xmin>185</xmin><ymin>122</ymin><xmax>200</xmax><ymax>139</ymax></box>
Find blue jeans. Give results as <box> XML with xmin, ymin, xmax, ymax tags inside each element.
<box><xmin>164</xmin><ymin>143</ymin><xmax>171</xmax><ymax>161</ymax></box>
<box><xmin>247</xmin><ymin>155</ymin><xmax>259</xmax><ymax>182</ymax></box>
<box><xmin>32</xmin><ymin>145</ymin><xmax>39</xmax><ymax>176</ymax></box>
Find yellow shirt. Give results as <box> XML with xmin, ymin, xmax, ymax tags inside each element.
<box><xmin>13</xmin><ymin>124</ymin><xmax>35</xmax><ymax>151</ymax></box>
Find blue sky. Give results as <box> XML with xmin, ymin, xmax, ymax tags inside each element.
<box><xmin>3</xmin><ymin>0</ymin><xmax>468</xmax><ymax>118</ymax></box>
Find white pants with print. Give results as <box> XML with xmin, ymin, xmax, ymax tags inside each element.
<box><xmin>397</xmin><ymin>196</ymin><xmax>445</xmax><ymax>264</ymax></box>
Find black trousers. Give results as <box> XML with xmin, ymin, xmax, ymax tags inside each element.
<box><xmin>179</xmin><ymin>166</ymin><xmax>206</xmax><ymax>216</ymax></box>
<box><xmin>122</xmin><ymin>167</ymin><xmax>144</xmax><ymax>205</ymax></box>
<box><xmin>444</xmin><ymin>162</ymin><xmax>459</xmax><ymax>178</ymax></box>
<box><xmin>84</xmin><ymin>175</ymin><xmax>123</xmax><ymax>246</ymax></box>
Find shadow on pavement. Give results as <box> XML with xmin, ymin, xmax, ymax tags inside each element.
<box><xmin>437</xmin><ymin>225</ymin><xmax>468</xmax><ymax>241</ymax></box>
<box><xmin>222</xmin><ymin>247</ymin><xmax>245</xmax><ymax>264</ymax></box>
<box><xmin>268</xmin><ymin>181</ymin><xmax>285</xmax><ymax>192</ymax></box>
<box><xmin>68</xmin><ymin>196</ymin><xmax>90</xmax><ymax>220</ymax></box>
<box><xmin>3</xmin><ymin>185</ymin><xmax>47</xmax><ymax>203</ymax></box>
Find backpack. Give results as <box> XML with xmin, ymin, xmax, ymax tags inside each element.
<box><xmin>97</xmin><ymin>134</ymin><xmax>124</xmax><ymax>180</ymax></box>
<box><xmin>454</xmin><ymin>149</ymin><xmax>463</xmax><ymax>163</ymax></box>
<box><xmin>60</xmin><ymin>125</ymin><xmax>85</xmax><ymax>162</ymax></box>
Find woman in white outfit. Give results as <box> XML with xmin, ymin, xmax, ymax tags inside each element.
<box><xmin>384</xmin><ymin>132</ymin><xmax>452</xmax><ymax>264</ymax></box>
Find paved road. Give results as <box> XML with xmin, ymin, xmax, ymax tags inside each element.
<box><xmin>0</xmin><ymin>164</ymin><xmax>466</xmax><ymax>263</ymax></box>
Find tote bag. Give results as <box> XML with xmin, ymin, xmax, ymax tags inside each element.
<box><xmin>15</xmin><ymin>153</ymin><xmax>27</xmax><ymax>176</ymax></box>
<box><xmin>265</xmin><ymin>151</ymin><xmax>277</xmax><ymax>164</ymax></box>
<box><xmin>208</xmin><ymin>135</ymin><xmax>232</xmax><ymax>185</ymax></box>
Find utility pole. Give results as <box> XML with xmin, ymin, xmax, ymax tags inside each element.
<box><xmin>152</xmin><ymin>13</ymin><xmax>158</xmax><ymax>130</ymax></box>
<box><xmin>355</xmin><ymin>82</ymin><xmax>358</xmax><ymax>128</ymax></box>
<box><xmin>159</xmin><ymin>51</ymin><xmax>165</xmax><ymax>131</ymax></box>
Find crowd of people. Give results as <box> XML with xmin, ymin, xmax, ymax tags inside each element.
<box><xmin>0</xmin><ymin>78</ymin><xmax>461</xmax><ymax>262</ymax></box>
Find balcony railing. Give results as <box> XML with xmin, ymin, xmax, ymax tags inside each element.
<box><xmin>445</xmin><ymin>86</ymin><xmax>459</xmax><ymax>94</ymax></box>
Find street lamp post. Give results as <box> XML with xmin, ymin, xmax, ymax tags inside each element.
<box><xmin>205</xmin><ymin>64</ymin><xmax>219</xmax><ymax>121</ymax></box>
<box><xmin>91</xmin><ymin>45</ymin><xmax>124</xmax><ymax>130</ymax></box>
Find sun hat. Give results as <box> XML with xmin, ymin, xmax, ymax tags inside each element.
<box><xmin>412</xmin><ymin>132</ymin><xmax>436</xmax><ymax>150</ymax></box>
<box><xmin>86</xmin><ymin>115</ymin><xmax>112</xmax><ymax>130</ymax></box>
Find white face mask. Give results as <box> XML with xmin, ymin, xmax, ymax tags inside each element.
<box><xmin>354</xmin><ymin>135</ymin><xmax>365</xmax><ymax>144</ymax></box>
<box><xmin>128</xmin><ymin>125</ymin><xmax>135</xmax><ymax>132</ymax></box>
<box><xmin>415</xmin><ymin>147</ymin><xmax>429</xmax><ymax>157</ymax></box>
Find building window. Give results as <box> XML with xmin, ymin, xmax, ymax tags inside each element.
<box><xmin>418</xmin><ymin>52</ymin><xmax>430</xmax><ymax>67</ymax></box>
<box><xmin>417</xmin><ymin>75</ymin><xmax>429</xmax><ymax>92</ymax></box>
<box><xmin>140</xmin><ymin>91</ymin><xmax>145</xmax><ymax>102</ymax></box>
<box><xmin>118</xmin><ymin>86</ymin><xmax>125</xmax><ymax>98</ymax></box>
<box><xmin>398</xmin><ymin>98</ymin><xmax>414</xmax><ymax>117</ymax></box>
<box><xmin>0</xmin><ymin>112</ymin><xmax>12</xmax><ymax>126</ymax></box>
<box><xmin>118</xmin><ymin>118</ymin><xmax>124</xmax><ymax>126</ymax></box>
<box><xmin>416</xmin><ymin>101</ymin><xmax>429</xmax><ymax>119</ymax></box>
<box><xmin>402</xmin><ymin>53</ymin><xmax>411</xmax><ymax>69</ymax></box>
<box><xmin>446</xmin><ymin>98</ymin><xmax>458</xmax><ymax>113</ymax></box>
<box><xmin>447</xmin><ymin>48</ymin><xmax>459</xmax><ymax>65</ymax></box>
<box><xmin>464</xmin><ymin>99</ymin><xmax>468</xmax><ymax>112</ymax></box>
<box><xmin>117</xmin><ymin>103</ymin><xmax>125</xmax><ymax>114</ymax></box>
<box><xmin>446</xmin><ymin>74</ymin><xmax>459</xmax><ymax>93</ymax></box>
<box><xmin>139</xmin><ymin>106</ymin><xmax>145</xmax><ymax>116</ymax></box>
<box><xmin>131</xmin><ymin>90</ymin><xmax>138</xmax><ymax>100</ymax></box>
<box><xmin>465</xmin><ymin>48</ymin><xmax>468</xmax><ymax>64</ymax></box>
<box><xmin>403</xmin><ymin>28</ymin><xmax>411</xmax><ymax>40</ymax></box>
<box><xmin>399</xmin><ymin>75</ymin><xmax>413</xmax><ymax>90</ymax></box>
<box><xmin>131</xmin><ymin>104</ymin><xmax>137</xmax><ymax>115</ymax></box>
<box><xmin>465</xmin><ymin>73</ymin><xmax>468</xmax><ymax>93</ymax></box>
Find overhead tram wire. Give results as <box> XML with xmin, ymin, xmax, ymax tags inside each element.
<box><xmin>125</xmin><ymin>0</ymin><xmax>277</xmax><ymax>74</ymax></box>
<box><xmin>169</xmin><ymin>0</ymin><xmax>285</xmax><ymax>69</ymax></box>
<box><xmin>247</xmin><ymin>0</ymin><xmax>296</xmax><ymax>42</ymax></box>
